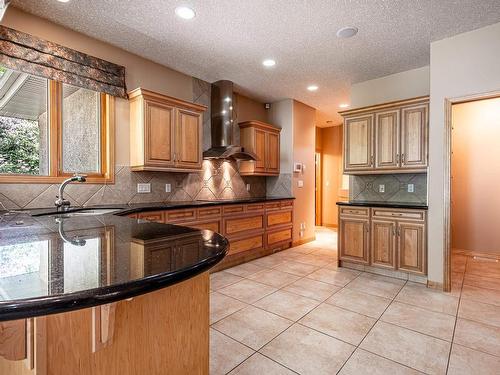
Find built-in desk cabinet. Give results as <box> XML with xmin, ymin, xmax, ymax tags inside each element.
<box><xmin>238</xmin><ymin>121</ymin><xmax>281</xmax><ymax>176</ymax></box>
<box><xmin>129</xmin><ymin>88</ymin><xmax>206</xmax><ymax>172</ymax></box>
<box><xmin>341</xmin><ymin>97</ymin><xmax>429</xmax><ymax>174</ymax></box>
<box><xmin>339</xmin><ymin>206</ymin><xmax>427</xmax><ymax>275</ymax></box>
<box><xmin>128</xmin><ymin>199</ymin><xmax>293</xmax><ymax>270</ymax></box>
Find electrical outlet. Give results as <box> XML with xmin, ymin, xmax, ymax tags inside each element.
<box><xmin>298</xmin><ymin>180</ymin><xmax>304</xmax><ymax>188</ymax></box>
<box><xmin>137</xmin><ymin>183</ymin><xmax>151</xmax><ymax>193</ymax></box>
<box><xmin>246</xmin><ymin>183</ymin><xmax>251</xmax><ymax>191</ymax></box>
<box><xmin>379</xmin><ymin>184</ymin><xmax>385</xmax><ymax>193</ymax></box>
<box><xmin>407</xmin><ymin>183</ymin><xmax>414</xmax><ymax>193</ymax></box>
<box><xmin>165</xmin><ymin>183</ymin><xmax>172</xmax><ymax>193</ymax></box>
<box><xmin>300</xmin><ymin>222</ymin><xmax>306</xmax><ymax>230</ymax></box>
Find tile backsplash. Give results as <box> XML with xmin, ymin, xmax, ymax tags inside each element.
<box><xmin>349</xmin><ymin>173</ymin><xmax>427</xmax><ymax>203</ymax></box>
<box><xmin>0</xmin><ymin>161</ymin><xmax>266</xmax><ymax>210</ymax></box>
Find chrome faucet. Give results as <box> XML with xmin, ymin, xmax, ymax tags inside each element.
<box><xmin>55</xmin><ymin>175</ymin><xmax>86</xmax><ymax>210</ymax></box>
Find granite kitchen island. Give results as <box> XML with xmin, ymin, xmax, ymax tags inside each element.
<box><xmin>0</xmin><ymin>212</ymin><xmax>228</xmax><ymax>375</ymax></box>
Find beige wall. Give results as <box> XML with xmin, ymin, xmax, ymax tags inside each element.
<box><xmin>293</xmin><ymin>101</ymin><xmax>316</xmax><ymax>242</ymax></box>
<box><xmin>451</xmin><ymin>98</ymin><xmax>500</xmax><ymax>254</ymax></box>
<box><xmin>350</xmin><ymin>66</ymin><xmax>430</xmax><ymax>108</ymax></box>
<box><xmin>235</xmin><ymin>93</ymin><xmax>268</xmax><ymax>123</ymax></box>
<box><xmin>320</xmin><ymin>126</ymin><xmax>344</xmax><ymax>227</ymax></box>
<box><xmin>429</xmin><ymin>21</ymin><xmax>500</xmax><ymax>284</ymax></box>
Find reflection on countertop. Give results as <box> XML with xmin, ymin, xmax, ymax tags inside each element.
<box><xmin>0</xmin><ymin>212</ymin><xmax>228</xmax><ymax>321</ymax></box>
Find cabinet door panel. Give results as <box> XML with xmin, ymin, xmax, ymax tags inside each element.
<box><xmin>266</xmin><ymin>132</ymin><xmax>280</xmax><ymax>173</ymax></box>
<box><xmin>146</xmin><ymin>102</ymin><xmax>175</xmax><ymax>166</ymax></box>
<box><xmin>176</xmin><ymin>109</ymin><xmax>202</xmax><ymax>169</ymax></box>
<box><xmin>254</xmin><ymin>129</ymin><xmax>267</xmax><ymax>172</ymax></box>
<box><xmin>375</xmin><ymin>110</ymin><xmax>399</xmax><ymax>169</ymax></box>
<box><xmin>401</xmin><ymin>105</ymin><xmax>428</xmax><ymax>169</ymax></box>
<box><xmin>339</xmin><ymin>217</ymin><xmax>369</xmax><ymax>264</ymax></box>
<box><xmin>398</xmin><ymin>222</ymin><xmax>426</xmax><ymax>274</ymax></box>
<box><xmin>371</xmin><ymin>220</ymin><xmax>396</xmax><ymax>269</ymax></box>
<box><xmin>344</xmin><ymin>115</ymin><xmax>373</xmax><ymax>171</ymax></box>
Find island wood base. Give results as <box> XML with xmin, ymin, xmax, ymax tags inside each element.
<box><xmin>0</xmin><ymin>273</ymin><xmax>209</xmax><ymax>375</ymax></box>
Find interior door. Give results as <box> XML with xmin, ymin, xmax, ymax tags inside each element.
<box><xmin>339</xmin><ymin>217</ymin><xmax>370</xmax><ymax>264</ymax></box>
<box><xmin>175</xmin><ymin>108</ymin><xmax>202</xmax><ymax>169</ymax></box>
<box><xmin>371</xmin><ymin>219</ymin><xmax>397</xmax><ymax>269</ymax></box>
<box><xmin>344</xmin><ymin>115</ymin><xmax>374</xmax><ymax>172</ymax></box>
<box><xmin>145</xmin><ymin>101</ymin><xmax>175</xmax><ymax>167</ymax></box>
<box><xmin>397</xmin><ymin>221</ymin><xmax>426</xmax><ymax>274</ymax></box>
<box><xmin>266</xmin><ymin>131</ymin><xmax>280</xmax><ymax>173</ymax></box>
<box><xmin>401</xmin><ymin>104</ymin><xmax>428</xmax><ymax>169</ymax></box>
<box><xmin>375</xmin><ymin>110</ymin><xmax>400</xmax><ymax>170</ymax></box>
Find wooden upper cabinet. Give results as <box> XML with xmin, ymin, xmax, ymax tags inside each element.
<box><xmin>239</xmin><ymin>120</ymin><xmax>281</xmax><ymax>176</ymax></box>
<box><xmin>129</xmin><ymin>88</ymin><xmax>206</xmax><ymax>172</ymax></box>
<box><xmin>401</xmin><ymin>104</ymin><xmax>428</xmax><ymax>169</ymax></box>
<box><xmin>344</xmin><ymin>115</ymin><xmax>373</xmax><ymax>172</ymax></box>
<box><xmin>375</xmin><ymin>110</ymin><xmax>399</xmax><ymax>170</ymax></box>
<box><xmin>341</xmin><ymin>97</ymin><xmax>428</xmax><ymax>174</ymax></box>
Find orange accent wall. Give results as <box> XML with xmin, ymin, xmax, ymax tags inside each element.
<box><xmin>292</xmin><ymin>101</ymin><xmax>316</xmax><ymax>242</ymax></box>
<box><xmin>451</xmin><ymin>97</ymin><xmax>500</xmax><ymax>254</ymax></box>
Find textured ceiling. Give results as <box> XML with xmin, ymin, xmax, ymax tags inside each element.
<box><xmin>12</xmin><ymin>0</ymin><xmax>500</xmax><ymax>126</ymax></box>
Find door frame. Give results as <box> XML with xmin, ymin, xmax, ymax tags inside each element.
<box><xmin>315</xmin><ymin>152</ymin><xmax>322</xmax><ymax>226</ymax></box>
<box><xmin>443</xmin><ymin>90</ymin><xmax>500</xmax><ymax>292</ymax></box>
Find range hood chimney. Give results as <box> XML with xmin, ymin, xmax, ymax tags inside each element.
<box><xmin>203</xmin><ymin>80</ymin><xmax>258</xmax><ymax>160</ymax></box>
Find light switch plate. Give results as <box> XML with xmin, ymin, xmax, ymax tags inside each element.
<box><xmin>298</xmin><ymin>180</ymin><xmax>304</xmax><ymax>188</ymax></box>
<box><xmin>408</xmin><ymin>183</ymin><xmax>414</xmax><ymax>193</ymax></box>
<box><xmin>137</xmin><ymin>183</ymin><xmax>151</xmax><ymax>193</ymax></box>
<box><xmin>165</xmin><ymin>183</ymin><xmax>171</xmax><ymax>193</ymax></box>
<box><xmin>379</xmin><ymin>184</ymin><xmax>385</xmax><ymax>193</ymax></box>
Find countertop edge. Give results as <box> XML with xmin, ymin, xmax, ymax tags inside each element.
<box><xmin>336</xmin><ymin>201</ymin><xmax>428</xmax><ymax>210</ymax></box>
<box><xmin>0</xmin><ymin>237</ymin><xmax>228</xmax><ymax>322</ymax></box>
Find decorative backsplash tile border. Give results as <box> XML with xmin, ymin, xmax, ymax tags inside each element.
<box><xmin>349</xmin><ymin>173</ymin><xmax>427</xmax><ymax>203</ymax></box>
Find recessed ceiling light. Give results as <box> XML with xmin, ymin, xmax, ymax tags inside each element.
<box><xmin>307</xmin><ymin>85</ymin><xmax>319</xmax><ymax>92</ymax></box>
<box><xmin>339</xmin><ymin>103</ymin><xmax>350</xmax><ymax>108</ymax></box>
<box><xmin>336</xmin><ymin>26</ymin><xmax>358</xmax><ymax>39</ymax></box>
<box><xmin>57</xmin><ymin>0</ymin><xmax>71</xmax><ymax>2</ymax></box>
<box><xmin>262</xmin><ymin>59</ymin><xmax>276</xmax><ymax>67</ymax></box>
<box><xmin>175</xmin><ymin>6</ymin><xmax>196</xmax><ymax>20</ymax></box>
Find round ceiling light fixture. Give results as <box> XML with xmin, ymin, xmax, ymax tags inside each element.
<box><xmin>339</xmin><ymin>103</ymin><xmax>350</xmax><ymax>108</ymax></box>
<box><xmin>307</xmin><ymin>85</ymin><xmax>319</xmax><ymax>92</ymax></box>
<box><xmin>262</xmin><ymin>59</ymin><xmax>276</xmax><ymax>67</ymax></box>
<box><xmin>175</xmin><ymin>6</ymin><xmax>196</xmax><ymax>20</ymax></box>
<box><xmin>57</xmin><ymin>0</ymin><xmax>71</xmax><ymax>2</ymax></box>
<box><xmin>336</xmin><ymin>26</ymin><xmax>358</xmax><ymax>39</ymax></box>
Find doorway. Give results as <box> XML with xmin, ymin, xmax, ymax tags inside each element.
<box><xmin>444</xmin><ymin>93</ymin><xmax>500</xmax><ymax>291</ymax></box>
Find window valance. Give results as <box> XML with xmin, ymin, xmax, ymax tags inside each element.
<box><xmin>0</xmin><ymin>25</ymin><xmax>126</xmax><ymax>98</ymax></box>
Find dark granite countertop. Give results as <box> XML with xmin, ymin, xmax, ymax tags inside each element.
<box><xmin>336</xmin><ymin>201</ymin><xmax>428</xmax><ymax>210</ymax></box>
<box><xmin>0</xmin><ymin>212</ymin><xmax>228</xmax><ymax>322</ymax></box>
<box><xmin>28</xmin><ymin>196</ymin><xmax>295</xmax><ymax>217</ymax></box>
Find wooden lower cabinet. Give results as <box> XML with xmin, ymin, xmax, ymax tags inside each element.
<box><xmin>129</xmin><ymin>199</ymin><xmax>294</xmax><ymax>271</ymax></box>
<box><xmin>371</xmin><ymin>219</ymin><xmax>397</xmax><ymax>269</ymax></box>
<box><xmin>339</xmin><ymin>217</ymin><xmax>370</xmax><ymax>264</ymax></box>
<box><xmin>339</xmin><ymin>206</ymin><xmax>427</xmax><ymax>275</ymax></box>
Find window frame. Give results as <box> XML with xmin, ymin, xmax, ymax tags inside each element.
<box><xmin>0</xmin><ymin>80</ymin><xmax>115</xmax><ymax>184</ymax></box>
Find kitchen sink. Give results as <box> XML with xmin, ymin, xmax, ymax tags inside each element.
<box><xmin>31</xmin><ymin>208</ymin><xmax>122</xmax><ymax>217</ymax></box>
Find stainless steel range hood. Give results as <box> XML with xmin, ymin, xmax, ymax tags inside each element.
<box><xmin>203</xmin><ymin>80</ymin><xmax>258</xmax><ymax>161</ymax></box>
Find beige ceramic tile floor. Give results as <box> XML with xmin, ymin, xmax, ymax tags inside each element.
<box><xmin>210</xmin><ymin>227</ymin><xmax>500</xmax><ymax>374</ymax></box>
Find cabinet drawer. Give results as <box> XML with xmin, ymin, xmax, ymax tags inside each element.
<box><xmin>138</xmin><ymin>211</ymin><xmax>165</xmax><ymax>223</ymax></box>
<box><xmin>281</xmin><ymin>200</ymin><xmax>293</xmax><ymax>208</ymax></box>
<box><xmin>267</xmin><ymin>210</ymin><xmax>292</xmax><ymax>227</ymax></box>
<box><xmin>267</xmin><ymin>228</ymin><xmax>292</xmax><ymax>245</ymax></box>
<box><xmin>247</xmin><ymin>203</ymin><xmax>265</xmax><ymax>212</ymax></box>
<box><xmin>265</xmin><ymin>202</ymin><xmax>281</xmax><ymax>211</ymax></box>
<box><xmin>225</xmin><ymin>215</ymin><xmax>264</xmax><ymax>236</ymax></box>
<box><xmin>372</xmin><ymin>208</ymin><xmax>425</xmax><ymax>221</ymax></box>
<box><xmin>223</xmin><ymin>205</ymin><xmax>245</xmax><ymax>215</ymax></box>
<box><xmin>166</xmin><ymin>209</ymin><xmax>196</xmax><ymax>222</ymax></box>
<box><xmin>229</xmin><ymin>234</ymin><xmax>264</xmax><ymax>255</ymax></box>
<box><xmin>339</xmin><ymin>206</ymin><xmax>369</xmax><ymax>217</ymax></box>
<box><xmin>197</xmin><ymin>206</ymin><xmax>221</xmax><ymax>219</ymax></box>
<box><xmin>186</xmin><ymin>219</ymin><xmax>221</xmax><ymax>233</ymax></box>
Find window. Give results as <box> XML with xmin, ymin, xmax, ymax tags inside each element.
<box><xmin>0</xmin><ymin>66</ymin><xmax>114</xmax><ymax>183</ymax></box>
